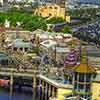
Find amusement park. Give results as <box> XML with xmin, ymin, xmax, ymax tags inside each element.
<box><xmin>0</xmin><ymin>0</ymin><xmax>100</xmax><ymax>100</ymax></box>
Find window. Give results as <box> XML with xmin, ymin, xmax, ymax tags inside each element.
<box><xmin>75</xmin><ymin>72</ymin><xmax>78</xmax><ymax>80</ymax></box>
<box><xmin>20</xmin><ymin>48</ymin><xmax>23</xmax><ymax>51</ymax></box>
<box><xmin>49</xmin><ymin>6</ymin><xmax>52</xmax><ymax>9</ymax></box>
<box><xmin>40</xmin><ymin>13</ymin><xmax>42</xmax><ymax>16</ymax></box>
<box><xmin>78</xmin><ymin>84</ymin><xmax>84</xmax><ymax>90</ymax></box>
<box><xmin>86</xmin><ymin>73</ymin><xmax>91</xmax><ymax>82</ymax></box>
<box><xmin>45</xmin><ymin>6</ymin><xmax>47</xmax><ymax>9</ymax></box>
<box><xmin>13</xmin><ymin>47</ymin><xmax>17</xmax><ymax>51</ymax></box>
<box><xmin>79</xmin><ymin>73</ymin><xmax>84</xmax><ymax>82</ymax></box>
<box><xmin>74</xmin><ymin>82</ymin><xmax>77</xmax><ymax>90</ymax></box>
<box><xmin>86</xmin><ymin>84</ymin><xmax>90</xmax><ymax>92</ymax></box>
<box><xmin>55</xmin><ymin>7</ymin><xmax>58</xmax><ymax>9</ymax></box>
<box><xmin>49</xmin><ymin>13</ymin><xmax>52</xmax><ymax>16</ymax></box>
<box><xmin>25</xmin><ymin>48</ymin><xmax>28</xmax><ymax>52</ymax></box>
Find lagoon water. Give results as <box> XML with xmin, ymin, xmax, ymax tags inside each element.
<box><xmin>0</xmin><ymin>87</ymin><xmax>33</xmax><ymax>100</ymax></box>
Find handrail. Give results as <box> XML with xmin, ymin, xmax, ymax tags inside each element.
<box><xmin>0</xmin><ymin>67</ymin><xmax>37</xmax><ymax>73</ymax></box>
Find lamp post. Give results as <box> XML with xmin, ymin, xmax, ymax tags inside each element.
<box><xmin>16</xmin><ymin>22</ymin><xmax>21</xmax><ymax>39</ymax></box>
<box><xmin>32</xmin><ymin>60</ymin><xmax>40</xmax><ymax>100</ymax></box>
<box><xmin>9</xmin><ymin>68</ymin><xmax>13</xmax><ymax>100</ymax></box>
<box><xmin>55</xmin><ymin>45</ymin><xmax>56</xmax><ymax>61</ymax></box>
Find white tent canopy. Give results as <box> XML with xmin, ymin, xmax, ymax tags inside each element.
<box><xmin>52</xmin><ymin>47</ymin><xmax>70</xmax><ymax>53</ymax></box>
<box><xmin>39</xmin><ymin>34</ymin><xmax>49</xmax><ymax>39</ymax></box>
<box><xmin>40</xmin><ymin>40</ymin><xmax>57</xmax><ymax>48</ymax></box>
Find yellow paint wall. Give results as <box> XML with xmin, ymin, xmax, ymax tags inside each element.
<box><xmin>57</xmin><ymin>88</ymin><xmax>72</xmax><ymax>100</ymax></box>
<box><xmin>65</xmin><ymin>16</ymin><xmax>70</xmax><ymax>23</ymax></box>
<box><xmin>35</xmin><ymin>4</ymin><xmax>71</xmax><ymax>22</ymax></box>
<box><xmin>37</xmin><ymin>4</ymin><xmax>65</xmax><ymax>19</ymax></box>
<box><xmin>91</xmin><ymin>82</ymin><xmax>100</xmax><ymax>100</ymax></box>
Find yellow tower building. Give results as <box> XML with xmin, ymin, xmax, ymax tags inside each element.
<box><xmin>36</xmin><ymin>3</ymin><xmax>65</xmax><ymax>19</ymax></box>
<box><xmin>73</xmin><ymin>47</ymin><xmax>95</xmax><ymax>99</ymax></box>
<box><xmin>34</xmin><ymin>0</ymin><xmax>70</xmax><ymax>22</ymax></box>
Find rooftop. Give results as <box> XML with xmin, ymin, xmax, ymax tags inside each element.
<box><xmin>40</xmin><ymin>40</ymin><xmax>57</xmax><ymax>48</ymax></box>
<box><xmin>73</xmin><ymin>62</ymin><xmax>95</xmax><ymax>73</ymax></box>
<box><xmin>12</xmin><ymin>39</ymin><xmax>32</xmax><ymax>48</ymax></box>
<box><xmin>73</xmin><ymin>48</ymin><xmax>95</xmax><ymax>73</ymax></box>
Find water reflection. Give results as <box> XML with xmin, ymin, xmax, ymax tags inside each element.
<box><xmin>0</xmin><ymin>87</ymin><xmax>33</xmax><ymax>100</ymax></box>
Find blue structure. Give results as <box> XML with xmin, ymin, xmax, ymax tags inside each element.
<box><xmin>79</xmin><ymin>0</ymin><xmax>100</xmax><ymax>5</ymax></box>
<box><xmin>12</xmin><ymin>39</ymin><xmax>33</xmax><ymax>52</ymax></box>
<box><xmin>0</xmin><ymin>52</ymin><xmax>9</xmax><ymax>67</ymax></box>
<box><xmin>69</xmin><ymin>0</ymin><xmax>100</xmax><ymax>6</ymax></box>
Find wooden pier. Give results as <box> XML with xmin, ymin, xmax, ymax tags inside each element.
<box><xmin>0</xmin><ymin>67</ymin><xmax>73</xmax><ymax>100</ymax></box>
<box><xmin>0</xmin><ymin>67</ymin><xmax>38</xmax><ymax>100</ymax></box>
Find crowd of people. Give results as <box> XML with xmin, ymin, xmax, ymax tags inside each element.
<box><xmin>74</xmin><ymin>20</ymin><xmax>100</xmax><ymax>46</ymax></box>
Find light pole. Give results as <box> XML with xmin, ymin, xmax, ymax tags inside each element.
<box><xmin>55</xmin><ymin>45</ymin><xmax>56</xmax><ymax>61</ymax></box>
<box><xmin>9</xmin><ymin>68</ymin><xmax>13</xmax><ymax>100</ymax></box>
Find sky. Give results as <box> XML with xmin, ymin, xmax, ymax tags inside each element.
<box><xmin>0</xmin><ymin>0</ymin><xmax>100</xmax><ymax>5</ymax></box>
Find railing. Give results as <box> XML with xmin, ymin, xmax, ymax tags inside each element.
<box><xmin>74</xmin><ymin>89</ymin><xmax>91</xmax><ymax>95</ymax></box>
<box><xmin>0</xmin><ymin>67</ymin><xmax>39</xmax><ymax>77</ymax></box>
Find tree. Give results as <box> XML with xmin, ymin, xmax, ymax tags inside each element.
<box><xmin>22</xmin><ymin>16</ymin><xmax>47</xmax><ymax>31</ymax></box>
<box><xmin>0</xmin><ymin>8</ymin><xmax>47</xmax><ymax>31</ymax></box>
<box><xmin>62</xmin><ymin>25</ymin><xmax>71</xmax><ymax>34</ymax></box>
<box><xmin>46</xmin><ymin>17</ymin><xmax>64</xmax><ymax>24</ymax></box>
<box><xmin>0</xmin><ymin>13</ymin><xmax>6</xmax><ymax>25</ymax></box>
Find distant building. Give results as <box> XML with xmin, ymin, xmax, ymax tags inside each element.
<box><xmin>0</xmin><ymin>0</ymin><xmax>8</xmax><ymax>9</ymax></box>
<box><xmin>34</xmin><ymin>0</ymin><xmax>71</xmax><ymax>22</ymax></box>
<box><xmin>0</xmin><ymin>0</ymin><xmax>3</xmax><ymax>6</ymax></box>
<box><xmin>40</xmin><ymin>0</ymin><xmax>66</xmax><ymax>8</ymax></box>
<box><xmin>11</xmin><ymin>39</ymin><xmax>33</xmax><ymax>53</ymax></box>
<box><xmin>79</xmin><ymin>0</ymin><xmax>100</xmax><ymax>5</ymax></box>
<box><xmin>73</xmin><ymin>49</ymin><xmax>95</xmax><ymax>99</ymax></box>
<box><xmin>67</xmin><ymin>0</ymin><xmax>100</xmax><ymax>7</ymax></box>
<box><xmin>70</xmin><ymin>0</ymin><xmax>100</xmax><ymax>5</ymax></box>
<box><xmin>36</xmin><ymin>4</ymin><xmax>66</xmax><ymax>19</ymax></box>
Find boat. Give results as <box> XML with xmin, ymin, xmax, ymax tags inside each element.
<box><xmin>0</xmin><ymin>79</ymin><xmax>10</xmax><ymax>86</ymax></box>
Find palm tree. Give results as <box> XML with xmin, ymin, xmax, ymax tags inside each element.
<box><xmin>0</xmin><ymin>32</ymin><xmax>6</xmax><ymax>50</ymax></box>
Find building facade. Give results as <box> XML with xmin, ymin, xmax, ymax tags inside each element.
<box><xmin>73</xmin><ymin>48</ymin><xmax>95</xmax><ymax>99</ymax></box>
<box><xmin>34</xmin><ymin>0</ymin><xmax>71</xmax><ymax>22</ymax></box>
<box><xmin>36</xmin><ymin>3</ymin><xmax>66</xmax><ymax>19</ymax></box>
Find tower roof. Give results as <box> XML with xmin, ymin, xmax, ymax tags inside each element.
<box><xmin>73</xmin><ymin>47</ymin><xmax>95</xmax><ymax>73</ymax></box>
<box><xmin>73</xmin><ymin>61</ymin><xmax>95</xmax><ymax>73</ymax></box>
